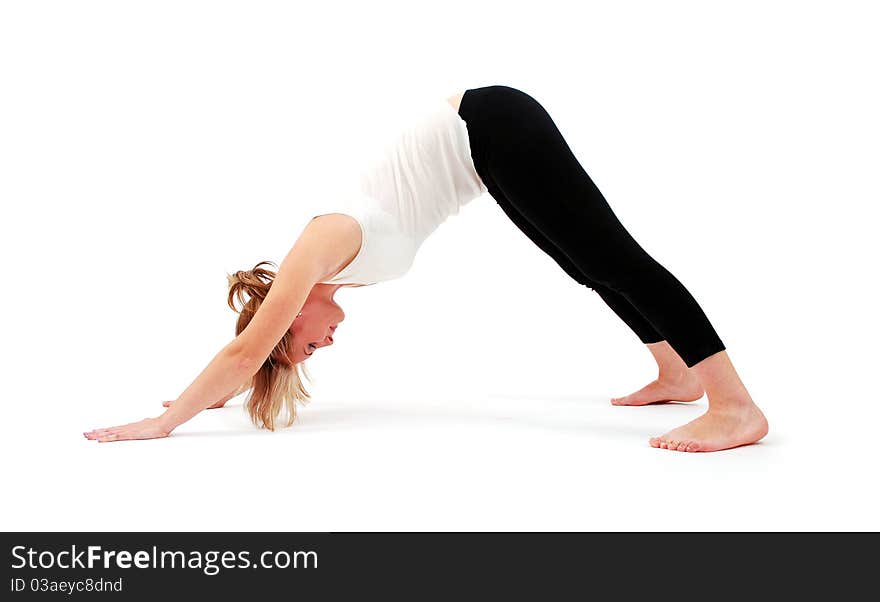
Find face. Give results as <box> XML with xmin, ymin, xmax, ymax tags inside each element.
<box><xmin>288</xmin><ymin>289</ymin><xmax>345</xmax><ymax>364</ymax></box>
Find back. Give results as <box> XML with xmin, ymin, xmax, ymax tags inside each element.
<box><xmin>315</xmin><ymin>96</ymin><xmax>487</xmax><ymax>286</ymax></box>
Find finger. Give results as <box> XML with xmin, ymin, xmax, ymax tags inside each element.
<box><xmin>104</xmin><ymin>431</ymin><xmax>138</xmax><ymax>442</ymax></box>
<box><xmin>97</xmin><ymin>433</ymin><xmax>121</xmax><ymax>443</ymax></box>
<box><xmin>86</xmin><ymin>429</ymin><xmax>112</xmax><ymax>437</ymax></box>
<box><xmin>94</xmin><ymin>427</ymin><xmax>126</xmax><ymax>438</ymax></box>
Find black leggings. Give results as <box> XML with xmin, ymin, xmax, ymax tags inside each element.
<box><xmin>458</xmin><ymin>85</ymin><xmax>725</xmax><ymax>367</ymax></box>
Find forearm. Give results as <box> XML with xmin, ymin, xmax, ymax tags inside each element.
<box><xmin>217</xmin><ymin>387</ymin><xmax>240</xmax><ymax>404</ymax></box>
<box><xmin>214</xmin><ymin>383</ymin><xmax>249</xmax><ymax>405</ymax></box>
<box><xmin>158</xmin><ymin>344</ymin><xmax>257</xmax><ymax>431</ymax></box>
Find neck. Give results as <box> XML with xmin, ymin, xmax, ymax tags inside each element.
<box><xmin>310</xmin><ymin>283</ymin><xmax>345</xmax><ymax>300</ymax></box>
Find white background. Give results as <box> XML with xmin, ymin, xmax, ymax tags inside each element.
<box><xmin>1</xmin><ymin>1</ymin><xmax>878</xmax><ymax>531</ymax></box>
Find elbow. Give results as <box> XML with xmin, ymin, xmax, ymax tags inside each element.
<box><xmin>236</xmin><ymin>355</ymin><xmax>261</xmax><ymax>372</ymax></box>
<box><xmin>227</xmin><ymin>344</ymin><xmax>262</xmax><ymax>371</ymax></box>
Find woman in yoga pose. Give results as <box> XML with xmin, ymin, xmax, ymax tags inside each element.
<box><xmin>84</xmin><ymin>85</ymin><xmax>768</xmax><ymax>452</ymax></box>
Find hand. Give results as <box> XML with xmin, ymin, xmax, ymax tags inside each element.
<box><xmin>83</xmin><ymin>417</ymin><xmax>172</xmax><ymax>443</ymax></box>
<box><xmin>162</xmin><ymin>398</ymin><xmax>229</xmax><ymax>409</ymax></box>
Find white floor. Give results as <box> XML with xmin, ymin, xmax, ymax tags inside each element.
<box><xmin>4</xmin><ymin>366</ymin><xmax>877</xmax><ymax>531</ymax></box>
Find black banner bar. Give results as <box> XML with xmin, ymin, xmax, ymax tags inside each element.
<box><xmin>1</xmin><ymin>532</ymin><xmax>875</xmax><ymax>597</ymax></box>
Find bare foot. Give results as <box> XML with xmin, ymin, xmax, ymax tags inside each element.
<box><xmin>162</xmin><ymin>399</ymin><xmax>229</xmax><ymax>409</ymax></box>
<box><xmin>649</xmin><ymin>403</ymin><xmax>768</xmax><ymax>452</ymax></box>
<box><xmin>611</xmin><ymin>374</ymin><xmax>704</xmax><ymax>406</ymax></box>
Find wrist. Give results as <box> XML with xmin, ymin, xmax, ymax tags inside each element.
<box><xmin>156</xmin><ymin>411</ymin><xmax>181</xmax><ymax>433</ymax></box>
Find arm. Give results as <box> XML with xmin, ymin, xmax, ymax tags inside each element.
<box><xmin>162</xmin><ymin>382</ymin><xmax>247</xmax><ymax>409</ymax></box>
<box><xmin>83</xmin><ymin>219</ymin><xmax>345</xmax><ymax>443</ymax></box>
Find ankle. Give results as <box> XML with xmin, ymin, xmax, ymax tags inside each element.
<box><xmin>706</xmin><ymin>392</ymin><xmax>756</xmax><ymax>413</ymax></box>
<box><xmin>657</xmin><ymin>369</ymin><xmax>696</xmax><ymax>385</ymax></box>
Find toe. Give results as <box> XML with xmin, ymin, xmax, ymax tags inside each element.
<box><xmin>676</xmin><ymin>441</ymin><xmax>688</xmax><ymax>452</ymax></box>
<box><xmin>659</xmin><ymin>440</ymin><xmax>668</xmax><ymax>449</ymax></box>
<box><xmin>685</xmin><ymin>441</ymin><xmax>701</xmax><ymax>452</ymax></box>
<box><xmin>649</xmin><ymin>437</ymin><xmax>660</xmax><ymax>448</ymax></box>
<box><xmin>667</xmin><ymin>440</ymin><xmax>679</xmax><ymax>450</ymax></box>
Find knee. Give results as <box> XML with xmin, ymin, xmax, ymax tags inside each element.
<box><xmin>592</xmin><ymin>258</ymin><xmax>666</xmax><ymax>295</ymax></box>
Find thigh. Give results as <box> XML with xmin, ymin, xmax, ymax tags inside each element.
<box><xmin>485</xmin><ymin>89</ymin><xmax>659</xmax><ymax>287</ymax></box>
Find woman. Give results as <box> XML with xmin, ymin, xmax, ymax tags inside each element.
<box><xmin>84</xmin><ymin>85</ymin><xmax>768</xmax><ymax>452</ymax></box>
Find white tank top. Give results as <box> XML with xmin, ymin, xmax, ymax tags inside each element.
<box><xmin>314</xmin><ymin>97</ymin><xmax>487</xmax><ymax>285</ymax></box>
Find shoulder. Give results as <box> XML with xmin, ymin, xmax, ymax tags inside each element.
<box><xmin>310</xmin><ymin>212</ymin><xmax>360</xmax><ymax>231</ymax></box>
<box><xmin>301</xmin><ymin>213</ymin><xmax>363</xmax><ymax>281</ymax></box>
<box><xmin>308</xmin><ymin>213</ymin><xmax>362</xmax><ymax>247</ymax></box>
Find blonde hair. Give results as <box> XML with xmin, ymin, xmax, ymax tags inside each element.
<box><xmin>226</xmin><ymin>260</ymin><xmax>313</xmax><ymax>431</ymax></box>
